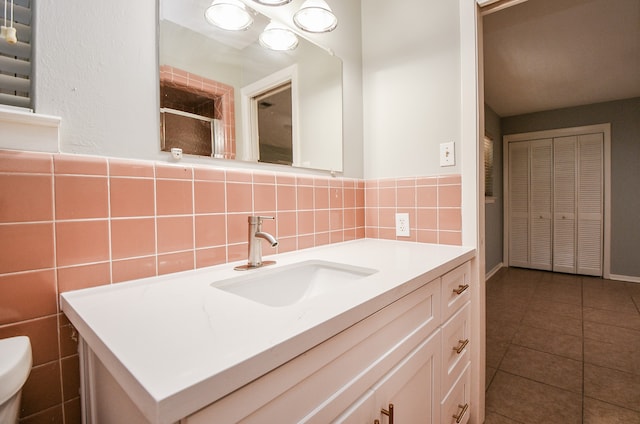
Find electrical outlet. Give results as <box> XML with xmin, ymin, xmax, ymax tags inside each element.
<box><xmin>395</xmin><ymin>213</ymin><xmax>410</xmax><ymax>237</ymax></box>
<box><xmin>440</xmin><ymin>142</ymin><xmax>455</xmax><ymax>166</ymax></box>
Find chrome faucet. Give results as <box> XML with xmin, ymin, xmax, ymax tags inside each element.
<box><xmin>234</xmin><ymin>216</ymin><xmax>278</xmax><ymax>270</ymax></box>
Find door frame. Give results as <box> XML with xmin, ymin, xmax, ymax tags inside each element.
<box><xmin>502</xmin><ymin>124</ymin><xmax>612</xmax><ymax>278</ymax></box>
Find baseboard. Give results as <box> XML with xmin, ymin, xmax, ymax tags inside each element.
<box><xmin>608</xmin><ymin>274</ymin><xmax>640</xmax><ymax>284</ymax></box>
<box><xmin>485</xmin><ymin>262</ymin><xmax>504</xmax><ymax>280</ymax></box>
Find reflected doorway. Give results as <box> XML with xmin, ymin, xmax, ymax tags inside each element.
<box><xmin>256</xmin><ymin>83</ymin><xmax>293</xmax><ymax>166</ymax></box>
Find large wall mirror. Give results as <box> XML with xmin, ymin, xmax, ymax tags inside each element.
<box><xmin>159</xmin><ymin>0</ymin><xmax>344</xmax><ymax>172</ymax></box>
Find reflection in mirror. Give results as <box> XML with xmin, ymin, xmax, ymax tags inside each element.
<box><xmin>256</xmin><ymin>83</ymin><xmax>293</xmax><ymax>165</ymax></box>
<box><xmin>160</xmin><ymin>83</ymin><xmax>220</xmax><ymax>157</ymax></box>
<box><xmin>159</xmin><ymin>66</ymin><xmax>236</xmax><ymax>159</ymax></box>
<box><xmin>159</xmin><ymin>0</ymin><xmax>343</xmax><ymax>172</ymax></box>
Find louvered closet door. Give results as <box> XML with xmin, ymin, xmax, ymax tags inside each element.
<box><xmin>577</xmin><ymin>134</ymin><xmax>604</xmax><ymax>275</ymax></box>
<box><xmin>508</xmin><ymin>142</ymin><xmax>530</xmax><ymax>268</ymax></box>
<box><xmin>530</xmin><ymin>139</ymin><xmax>553</xmax><ymax>270</ymax></box>
<box><xmin>553</xmin><ymin>136</ymin><xmax>577</xmax><ymax>273</ymax></box>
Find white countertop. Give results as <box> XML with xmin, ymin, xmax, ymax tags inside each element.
<box><xmin>61</xmin><ymin>239</ymin><xmax>475</xmax><ymax>424</ymax></box>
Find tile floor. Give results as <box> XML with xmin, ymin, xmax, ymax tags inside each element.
<box><xmin>484</xmin><ymin>267</ymin><xmax>640</xmax><ymax>424</ymax></box>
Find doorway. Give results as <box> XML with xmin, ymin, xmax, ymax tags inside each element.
<box><xmin>478</xmin><ymin>0</ymin><xmax>634</xmax><ymax>281</ymax></box>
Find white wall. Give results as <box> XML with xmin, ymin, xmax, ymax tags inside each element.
<box><xmin>361</xmin><ymin>0</ymin><xmax>462</xmax><ymax>179</ymax></box>
<box><xmin>34</xmin><ymin>1</ymin><xmax>159</xmax><ymax>160</ymax></box>
<box><xmin>33</xmin><ymin>0</ymin><xmax>364</xmax><ymax>178</ymax></box>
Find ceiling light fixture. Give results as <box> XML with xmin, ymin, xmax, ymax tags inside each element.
<box><xmin>259</xmin><ymin>21</ymin><xmax>298</xmax><ymax>51</ymax></box>
<box><xmin>252</xmin><ymin>0</ymin><xmax>293</xmax><ymax>6</ymax></box>
<box><xmin>204</xmin><ymin>0</ymin><xmax>254</xmax><ymax>31</ymax></box>
<box><xmin>293</xmin><ymin>0</ymin><xmax>337</xmax><ymax>33</ymax></box>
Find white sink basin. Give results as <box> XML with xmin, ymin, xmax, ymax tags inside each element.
<box><xmin>212</xmin><ymin>260</ymin><xmax>378</xmax><ymax>307</ymax></box>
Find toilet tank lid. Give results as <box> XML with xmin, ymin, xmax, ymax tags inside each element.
<box><xmin>0</xmin><ymin>336</ymin><xmax>32</xmax><ymax>404</ymax></box>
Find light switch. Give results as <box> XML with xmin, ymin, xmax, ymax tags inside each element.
<box><xmin>440</xmin><ymin>142</ymin><xmax>455</xmax><ymax>166</ymax></box>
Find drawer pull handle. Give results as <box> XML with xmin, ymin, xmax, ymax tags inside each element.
<box><xmin>453</xmin><ymin>284</ymin><xmax>469</xmax><ymax>295</ymax></box>
<box><xmin>381</xmin><ymin>403</ymin><xmax>394</xmax><ymax>424</ymax></box>
<box><xmin>453</xmin><ymin>339</ymin><xmax>469</xmax><ymax>354</ymax></box>
<box><xmin>453</xmin><ymin>403</ymin><xmax>469</xmax><ymax>423</ymax></box>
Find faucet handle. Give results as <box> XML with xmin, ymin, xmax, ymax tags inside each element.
<box><xmin>249</xmin><ymin>215</ymin><xmax>275</xmax><ymax>224</ymax></box>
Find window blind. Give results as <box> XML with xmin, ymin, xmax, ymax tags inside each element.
<box><xmin>0</xmin><ymin>0</ymin><xmax>32</xmax><ymax>109</ymax></box>
<box><xmin>484</xmin><ymin>136</ymin><xmax>494</xmax><ymax>197</ymax></box>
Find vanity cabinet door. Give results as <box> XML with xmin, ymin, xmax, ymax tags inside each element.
<box><xmin>331</xmin><ymin>389</ymin><xmax>377</xmax><ymax>423</ymax></box>
<box><xmin>334</xmin><ymin>330</ymin><xmax>441</xmax><ymax>424</ymax></box>
<box><xmin>372</xmin><ymin>330</ymin><xmax>441</xmax><ymax>424</ymax></box>
<box><xmin>441</xmin><ymin>364</ymin><xmax>471</xmax><ymax>424</ymax></box>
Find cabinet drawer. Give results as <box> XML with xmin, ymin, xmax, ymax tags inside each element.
<box><xmin>441</xmin><ymin>363</ymin><xmax>471</xmax><ymax>424</ymax></box>
<box><xmin>441</xmin><ymin>261</ymin><xmax>471</xmax><ymax>320</ymax></box>
<box><xmin>185</xmin><ymin>279</ymin><xmax>441</xmax><ymax>424</ymax></box>
<box><xmin>441</xmin><ymin>301</ymin><xmax>470</xmax><ymax>396</ymax></box>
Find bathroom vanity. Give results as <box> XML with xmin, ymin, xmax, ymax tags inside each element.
<box><xmin>61</xmin><ymin>239</ymin><xmax>475</xmax><ymax>424</ymax></box>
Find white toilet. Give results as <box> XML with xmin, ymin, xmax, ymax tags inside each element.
<box><xmin>0</xmin><ymin>336</ymin><xmax>32</xmax><ymax>424</ymax></box>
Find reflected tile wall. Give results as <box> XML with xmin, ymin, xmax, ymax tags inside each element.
<box><xmin>0</xmin><ymin>149</ymin><xmax>460</xmax><ymax>424</ymax></box>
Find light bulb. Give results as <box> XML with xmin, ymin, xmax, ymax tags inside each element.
<box><xmin>293</xmin><ymin>0</ymin><xmax>337</xmax><ymax>33</ymax></box>
<box><xmin>204</xmin><ymin>0</ymin><xmax>254</xmax><ymax>31</ymax></box>
<box><xmin>252</xmin><ymin>0</ymin><xmax>293</xmax><ymax>5</ymax></box>
<box><xmin>259</xmin><ymin>21</ymin><xmax>298</xmax><ymax>51</ymax></box>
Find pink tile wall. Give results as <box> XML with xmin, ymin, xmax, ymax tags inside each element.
<box><xmin>0</xmin><ymin>148</ymin><xmax>461</xmax><ymax>424</ymax></box>
<box><xmin>0</xmin><ymin>149</ymin><xmax>366</xmax><ymax>424</ymax></box>
<box><xmin>365</xmin><ymin>175</ymin><xmax>462</xmax><ymax>245</ymax></box>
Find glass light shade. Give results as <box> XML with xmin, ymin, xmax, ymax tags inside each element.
<box><xmin>259</xmin><ymin>22</ymin><xmax>298</xmax><ymax>51</ymax></box>
<box><xmin>293</xmin><ymin>0</ymin><xmax>337</xmax><ymax>33</ymax></box>
<box><xmin>204</xmin><ymin>0</ymin><xmax>254</xmax><ymax>31</ymax></box>
<box><xmin>252</xmin><ymin>0</ymin><xmax>293</xmax><ymax>5</ymax></box>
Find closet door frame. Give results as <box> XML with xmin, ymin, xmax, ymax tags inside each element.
<box><xmin>502</xmin><ymin>123</ymin><xmax>611</xmax><ymax>278</ymax></box>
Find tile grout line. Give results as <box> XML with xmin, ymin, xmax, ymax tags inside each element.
<box><xmin>495</xmin><ymin>368</ymin><xmax>583</xmax><ymax>396</ymax></box>
<box><xmin>51</xmin><ymin>157</ymin><xmax>67</xmax><ymax>424</ymax></box>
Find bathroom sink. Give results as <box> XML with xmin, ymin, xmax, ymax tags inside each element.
<box><xmin>212</xmin><ymin>260</ymin><xmax>378</xmax><ymax>307</ymax></box>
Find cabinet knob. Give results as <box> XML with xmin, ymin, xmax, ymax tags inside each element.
<box><xmin>453</xmin><ymin>403</ymin><xmax>469</xmax><ymax>423</ymax></box>
<box><xmin>453</xmin><ymin>338</ymin><xmax>470</xmax><ymax>354</ymax></box>
<box><xmin>453</xmin><ymin>284</ymin><xmax>469</xmax><ymax>295</ymax></box>
<box><xmin>381</xmin><ymin>403</ymin><xmax>394</xmax><ymax>424</ymax></box>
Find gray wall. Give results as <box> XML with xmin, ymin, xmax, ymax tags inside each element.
<box><xmin>502</xmin><ymin>97</ymin><xmax>640</xmax><ymax>279</ymax></box>
<box><xmin>485</xmin><ymin>104</ymin><xmax>503</xmax><ymax>275</ymax></box>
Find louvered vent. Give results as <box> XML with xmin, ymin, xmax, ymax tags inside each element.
<box><xmin>0</xmin><ymin>0</ymin><xmax>32</xmax><ymax>109</ymax></box>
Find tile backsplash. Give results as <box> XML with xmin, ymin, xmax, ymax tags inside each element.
<box><xmin>0</xmin><ymin>149</ymin><xmax>460</xmax><ymax>423</ymax></box>
<box><xmin>365</xmin><ymin>175</ymin><xmax>463</xmax><ymax>245</ymax></box>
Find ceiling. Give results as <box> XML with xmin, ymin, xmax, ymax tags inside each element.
<box><xmin>483</xmin><ymin>0</ymin><xmax>640</xmax><ymax>117</ymax></box>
